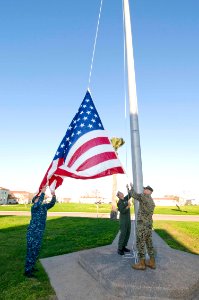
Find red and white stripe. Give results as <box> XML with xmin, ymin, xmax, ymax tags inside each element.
<box><xmin>55</xmin><ymin>130</ymin><xmax>124</xmax><ymax>179</ymax></box>
<box><xmin>39</xmin><ymin>130</ymin><xmax>124</xmax><ymax>192</ymax></box>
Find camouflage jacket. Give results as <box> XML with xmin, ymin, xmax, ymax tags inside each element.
<box><xmin>129</xmin><ymin>188</ymin><xmax>155</xmax><ymax>225</ymax></box>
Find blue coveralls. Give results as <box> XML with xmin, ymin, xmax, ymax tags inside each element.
<box><xmin>25</xmin><ymin>192</ymin><xmax>56</xmax><ymax>273</ymax></box>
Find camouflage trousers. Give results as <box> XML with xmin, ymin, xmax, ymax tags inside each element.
<box><xmin>136</xmin><ymin>222</ymin><xmax>154</xmax><ymax>259</ymax></box>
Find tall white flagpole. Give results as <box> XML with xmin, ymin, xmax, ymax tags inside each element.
<box><xmin>123</xmin><ymin>0</ymin><xmax>143</xmax><ymax>229</ymax></box>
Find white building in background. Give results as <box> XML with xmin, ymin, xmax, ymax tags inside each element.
<box><xmin>192</xmin><ymin>198</ymin><xmax>199</xmax><ymax>205</ymax></box>
<box><xmin>0</xmin><ymin>187</ymin><xmax>9</xmax><ymax>204</ymax></box>
<box><xmin>153</xmin><ymin>197</ymin><xmax>178</xmax><ymax>206</ymax></box>
<box><xmin>78</xmin><ymin>196</ymin><xmax>104</xmax><ymax>204</ymax></box>
<box><xmin>153</xmin><ymin>197</ymin><xmax>199</xmax><ymax>206</ymax></box>
<box><xmin>76</xmin><ymin>189</ymin><xmax>111</xmax><ymax>204</ymax></box>
<box><xmin>55</xmin><ymin>197</ymin><xmax>71</xmax><ymax>203</ymax></box>
<box><xmin>11</xmin><ymin>191</ymin><xmax>31</xmax><ymax>204</ymax></box>
<box><xmin>44</xmin><ymin>196</ymin><xmax>70</xmax><ymax>203</ymax></box>
<box><xmin>183</xmin><ymin>198</ymin><xmax>199</xmax><ymax>205</ymax></box>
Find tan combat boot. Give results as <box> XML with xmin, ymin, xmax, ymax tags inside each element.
<box><xmin>132</xmin><ymin>259</ymin><xmax>146</xmax><ymax>270</ymax></box>
<box><xmin>145</xmin><ymin>257</ymin><xmax>156</xmax><ymax>269</ymax></box>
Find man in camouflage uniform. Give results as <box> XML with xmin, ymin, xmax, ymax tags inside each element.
<box><xmin>117</xmin><ymin>188</ymin><xmax>132</xmax><ymax>255</ymax></box>
<box><xmin>129</xmin><ymin>183</ymin><xmax>156</xmax><ymax>270</ymax></box>
<box><xmin>24</xmin><ymin>187</ymin><xmax>56</xmax><ymax>277</ymax></box>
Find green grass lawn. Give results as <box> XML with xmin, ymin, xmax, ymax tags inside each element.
<box><xmin>154</xmin><ymin>205</ymin><xmax>199</xmax><ymax>215</ymax></box>
<box><xmin>153</xmin><ymin>221</ymin><xmax>199</xmax><ymax>255</ymax></box>
<box><xmin>1</xmin><ymin>215</ymin><xmax>198</xmax><ymax>299</ymax></box>
<box><xmin>0</xmin><ymin>203</ymin><xmax>111</xmax><ymax>213</ymax></box>
<box><xmin>0</xmin><ymin>216</ymin><xmax>119</xmax><ymax>300</ymax></box>
<box><xmin>0</xmin><ymin>203</ymin><xmax>199</xmax><ymax>215</ymax></box>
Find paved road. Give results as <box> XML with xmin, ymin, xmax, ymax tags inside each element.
<box><xmin>0</xmin><ymin>211</ymin><xmax>199</xmax><ymax>221</ymax></box>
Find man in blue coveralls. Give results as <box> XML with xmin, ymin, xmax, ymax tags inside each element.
<box><xmin>24</xmin><ymin>186</ymin><xmax>56</xmax><ymax>277</ymax></box>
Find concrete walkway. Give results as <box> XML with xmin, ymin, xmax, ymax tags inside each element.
<box><xmin>40</xmin><ymin>222</ymin><xmax>199</xmax><ymax>300</ymax></box>
<box><xmin>1</xmin><ymin>211</ymin><xmax>199</xmax><ymax>221</ymax></box>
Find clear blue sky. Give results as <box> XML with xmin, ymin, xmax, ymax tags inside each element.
<box><xmin>1</xmin><ymin>0</ymin><xmax>199</xmax><ymax>198</ymax></box>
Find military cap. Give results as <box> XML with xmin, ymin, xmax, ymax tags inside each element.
<box><xmin>32</xmin><ymin>195</ymin><xmax>39</xmax><ymax>203</ymax></box>
<box><xmin>144</xmin><ymin>186</ymin><xmax>153</xmax><ymax>192</ymax></box>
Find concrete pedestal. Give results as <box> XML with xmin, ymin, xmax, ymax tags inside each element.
<box><xmin>79</xmin><ymin>224</ymin><xmax>199</xmax><ymax>299</ymax></box>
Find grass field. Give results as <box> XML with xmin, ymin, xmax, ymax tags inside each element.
<box><xmin>153</xmin><ymin>221</ymin><xmax>199</xmax><ymax>255</ymax></box>
<box><xmin>0</xmin><ymin>215</ymin><xmax>198</xmax><ymax>299</ymax></box>
<box><xmin>0</xmin><ymin>203</ymin><xmax>111</xmax><ymax>213</ymax></box>
<box><xmin>0</xmin><ymin>203</ymin><xmax>199</xmax><ymax>215</ymax></box>
<box><xmin>0</xmin><ymin>216</ymin><xmax>119</xmax><ymax>300</ymax></box>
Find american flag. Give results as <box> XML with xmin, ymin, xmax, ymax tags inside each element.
<box><xmin>39</xmin><ymin>90</ymin><xmax>124</xmax><ymax>192</ymax></box>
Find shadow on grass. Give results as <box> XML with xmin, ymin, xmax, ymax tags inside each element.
<box><xmin>154</xmin><ymin>228</ymin><xmax>198</xmax><ymax>255</ymax></box>
<box><xmin>171</xmin><ymin>209</ymin><xmax>188</xmax><ymax>213</ymax></box>
<box><xmin>41</xmin><ymin>216</ymin><xmax>119</xmax><ymax>258</ymax></box>
<box><xmin>0</xmin><ymin>216</ymin><xmax>119</xmax><ymax>259</ymax></box>
<box><xmin>0</xmin><ymin>215</ymin><xmax>16</xmax><ymax>218</ymax></box>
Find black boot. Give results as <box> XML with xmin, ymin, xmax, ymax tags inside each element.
<box><xmin>117</xmin><ymin>249</ymin><xmax>124</xmax><ymax>255</ymax></box>
<box><xmin>32</xmin><ymin>267</ymin><xmax>39</xmax><ymax>272</ymax></box>
<box><xmin>123</xmin><ymin>246</ymin><xmax>130</xmax><ymax>252</ymax></box>
<box><xmin>24</xmin><ymin>270</ymin><xmax>36</xmax><ymax>278</ymax></box>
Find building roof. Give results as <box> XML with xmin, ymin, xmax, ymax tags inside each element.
<box><xmin>154</xmin><ymin>198</ymin><xmax>177</xmax><ymax>201</ymax></box>
<box><xmin>11</xmin><ymin>191</ymin><xmax>30</xmax><ymax>194</ymax></box>
<box><xmin>0</xmin><ymin>187</ymin><xmax>9</xmax><ymax>191</ymax></box>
